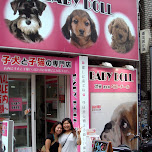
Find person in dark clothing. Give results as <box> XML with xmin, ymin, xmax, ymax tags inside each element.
<box><xmin>45</xmin><ymin>121</ymin><xmax>62</xmax><ymax>152</ymax></box>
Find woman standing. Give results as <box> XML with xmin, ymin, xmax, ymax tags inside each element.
<box><xmin>45</xmin><ymin>121</ymin><xmax>62</xmax><ymax>152</ymax></box>
<box><xmin>58</xmin><ymin>118</ymin><xmax>81</xmax><ymax>152</ymax></box>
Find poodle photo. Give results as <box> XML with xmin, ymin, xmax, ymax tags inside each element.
<box><xmin>62</xmin><ymin>9</ymin><xmax>98</xmax><ymax>49</ymax></box>
<box><xmin>108</xmin><ymin>18</ymin><xmax>135</xmax><ymax>53</ymax></box>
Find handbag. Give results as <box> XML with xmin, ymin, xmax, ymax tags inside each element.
<box><xmin>41</xmin><ymin>145</ymin><xmax>46</xmax><ymax>152</ymax></box>
<box><xmin>41</xmin><ymin>134</ymin><xmax>56</xmax><ymax>152</ymax></box>
<box><xmin>62</xmin><ymin>132</ymin><xmax>72</xmax><ymax>148</ymax></box>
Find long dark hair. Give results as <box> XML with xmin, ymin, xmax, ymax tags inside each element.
<box><xmin>50</xmin><ymin>121</ymin><xmax>62</xmax><ymax>136</ymax></box>
<box><xmin>62</xmin><ymin>118</ymin><xmax>76</xmax><ymax>137</ymax></box>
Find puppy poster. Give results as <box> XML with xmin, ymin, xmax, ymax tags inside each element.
<box><xmin>89</xmin><ymin>66</ymin><xmax>138</xmax><ymax>150</ymax></box>
<box><xmin>0</xmin><ymin>0</ymin><xmax>138</xmax><ymax>60</ymax></box>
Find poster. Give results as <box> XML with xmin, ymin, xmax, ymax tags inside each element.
<box><xmin>0</xmin><ymin>0</ymin><xmax>138</xmax><ymax>60</ymax></box>
<box><xmin>89</xmin><ymin>66</ymin><xmax>138</xmax><ymax>150</ymax></box>
<box><xmin>2</xmin><ymin>120</ymin><xmax>14</xmax><ymax>152</ymax></box>
<box><xmin>0</xmin><ymin>74</ymin><xmax>9</xmax><ymax>114</ymax></box>
<box><xmin>9</xmin><ymin>98</ymin><xmax>22</xmax><ymax>111</ymax></box>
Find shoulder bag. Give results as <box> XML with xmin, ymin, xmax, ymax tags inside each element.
<box><xmin>62</xmin><ymin>132</ymin><xmax>72</xmax><ymax>148</ymax></box>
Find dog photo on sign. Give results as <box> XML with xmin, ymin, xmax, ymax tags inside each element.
<box><xmin>5</xmin><ymin>0</ymin><xmax>47</xmax><ymax>43</ymax></box>
<box><xmin>62</xmin><ymin>9</ymin><xmax>98</xmax><ymax>49</ymax></box>
<box><xmin>108</xmin><ymin>17</ymin><xmax>135</xmax><ymax>53</ymax></box>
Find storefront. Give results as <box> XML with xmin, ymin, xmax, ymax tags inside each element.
<box><xmin>0</xmin><ymin>52</ymin><xmax>78</xmax><ymax>151</ymax></box>
<box><xmin>0</xmin><ymin>0</ymin><xmax>139</xmax><ymax>151</ymax></box>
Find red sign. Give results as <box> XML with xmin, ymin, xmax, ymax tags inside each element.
<box><xmin>0</xmin><ymin>0</ymin><xmax>138</xmax><ymax>60</ymax></box>
<box><xmin>0</xmin><ymin>74</ymin><xmax>8</xmax><ymax>114</ymax></box>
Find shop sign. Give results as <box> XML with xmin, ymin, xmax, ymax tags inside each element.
<box><xmin>0</xmin><ymin>0</ymin><xmax>138</xmax><ymax>60</ymax></box>
<box><xmin>140</xmin><ymin>29</ymin><xmax>151</xmax><ymax>54</ymax></box>
<box><xmin>89</xmin><ymin>66</ymin><xmax>138</xmax><ymax>150</ymax></box>
<box><xmin>0</xmin><ymin>74</ymin><xmax>9</xmax><ymax>114</ymax></box>
<box><xmin>70</xmin><ymin>57</ymin><xmax>80</xmax><ymax>130</ymax></box>
<box><xmin>0</xmin><ymin>52</ymin><xmax>75</xmax><ymax>74</ymax></box>
<box><xmin>9</xmin><ymin>98</ymin><xmax>22</xmax><ymax>112</ymax></box>
<box><xmin>79</xmin><ymin>56</ymin><xmax>89</xmax><ymax>152</ymax></box>
<box><xmin>89</xmin><ymin>67</ymin><xmax>136</xmax><ymax>92</ymax></box>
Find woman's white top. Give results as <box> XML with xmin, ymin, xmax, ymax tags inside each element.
<box><xmin>58</xmin><ymin>133</ymin><xmax>77</xmax><ymax>152</ymax></box>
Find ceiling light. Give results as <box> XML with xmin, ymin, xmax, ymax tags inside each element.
<box><xmin>124</xmin><ymin>65</ymin><xmax>135</xmax><ymax>71</ymax></box>
<box><xmin>100</xmin><ymin>62</ymin><xmax>113</xmax><ymax>68</ymax></box>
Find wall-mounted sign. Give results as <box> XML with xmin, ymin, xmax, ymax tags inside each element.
<box><xmin>89</xmin><ymin>67</ymin><xmax>136</xmax><ymax>93</ymax></box>
<box><xmin>89</xmin><ymin>66</ymin><xmax>138</xmax><ymax>150</ymax></box>
<box><xmin>0</xmin><ymin>52</ymin><xmax>75</xmax><ymax>74</ymax></box>
<box><xmin>0</xmin><ymin>0</ymin><xmax>138</xmax><ymax>60</ymax></box>
<box><xmin>0</xmin><ymin>74</ymin><xmax>8</xmax><ymax>114</ymax></box>
<box><xmin>9</xmin><ymin>98</ymin><xmax>22</xmax><ymax>112</ymax></box>
<box><xmin>140</xmin><ymin>29</ymin><xmax>151</xmax><ymax>54</ymax></box>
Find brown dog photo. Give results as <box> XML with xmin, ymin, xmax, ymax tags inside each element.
<box><xmin>100</xmin><ymin>102</ymin><xmax>137</xmax><ymax>150</ymax></box>
<box><xmin>108</xmin><ymin>18</ymin><xmax>135</xmax><ymax>53</ymax></box>
<box><xmin>5</xmin><ymin>0</ymin><xmax>46</xmax><ymax>43</ymax></box>
<box><xmin>62</xmin><ymin>9</ymin><xmax>98</xmax><ymax>49</ymax></box>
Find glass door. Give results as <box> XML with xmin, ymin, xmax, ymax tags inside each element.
<box><xmin>45</xmin><ymin>75</ymin><xmax>66</xmax><ymax>133</ymax></box>
<box><xmin>8</xmin><ymin>75</ymin><xmax>31</xmax><ymax>148</ymax></box>
<box><xmin>36</xmin><ymin>75</ymin><xmax>66</xmax><ymax>150</ymax></box>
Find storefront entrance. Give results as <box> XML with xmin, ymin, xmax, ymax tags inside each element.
<box><xmin>1</xmin><ymin>74</ymin><xmax>67</xmax><ymax>151</ymax></box>
<box><xmin>36</xmin><ymin>75</ymin><xmax>66</xmax><ymax>150</ymax></box>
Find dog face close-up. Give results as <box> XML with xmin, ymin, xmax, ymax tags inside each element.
<box><xmin>108</xmin><ymin>18</ymin><xmax>135</xmax><ymax>53</ymax></box>
<box><xmin>62</xmin><ymin>9</ymin><xmax>98</xmax><ymax>49</ymax></box>
<box><xmin>5</xmin><ymin>0</ymin><xmax>46</xmax><ymax>43</ymax></box>
<box><xmin>100</xmin><ymin>102</ymin><xmax>137</xmax><ymax>150</ymax></box>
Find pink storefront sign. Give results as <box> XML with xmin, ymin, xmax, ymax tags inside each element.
<box><xmin>9</xmin><ymin>98</ymin><xmax>22</xmax><ymax>112</ymax></box>
<box><xmin>0</xmin><ymin>52</ymin><xmax>75</xmax><ymax>74</ymax></box>
<box><xmin>89</xmin><ymin>67</ymin><xmax>137</xmax><ymax>93</ymax></box>
<box><xmin>0</xmin><ymin>0</ymin><xmax>138</xmax><ymax>60</ymax></box>
<box><xmin>70</xmin><ymin>57</ymin><xmax>80</xmax><ymax>129</ymax></box>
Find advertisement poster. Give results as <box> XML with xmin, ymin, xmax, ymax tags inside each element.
<box><xmin>0</xmin><ymin>74</ymin><xmax>9</xmax><ymax>114</ymax></box>
<box><xmin>89</xmin><ymin>66</ymin><xmax>138</xmax><ymax>150</ymax></box>
<box><xmin>9</xmin><ymin>98</ymin><xmax>22</xmax><ymax>111</ymax></box>
<box><xmin>0</xmin><ymin>0</ymin><xmax>138</xmax><ymax>60</ymax></box>
<box><xmin>2</xmin><ymin>120</ymin><xmax>14</xmax><ymax>152</ymax></box>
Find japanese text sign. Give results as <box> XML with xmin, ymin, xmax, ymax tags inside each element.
<box><xmin>0</xmin><ymin>52</ymin><xmax>75</xmax><ymax>74</ymax></box>
<box><xmin>89</xmin><ymin>67</ymin><xmax>137</xmax><ymax>93</ymax></box>
<box><xmin>0</xmin><ymin>74</ymin><xmax>9</xmax><ymax>114</ymax></box>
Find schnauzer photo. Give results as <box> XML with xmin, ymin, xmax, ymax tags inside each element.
<box><xmin>5</xmin><ymin>0</ymin><xmax>47</xmax><ymax>43</ymax></box>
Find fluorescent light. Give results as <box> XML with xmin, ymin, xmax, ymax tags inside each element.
<box><xmin>124</xmin><ymin>65</ymin><xmax>135</xmax><ymax>71</ymax></box>
<box><xmin>11</xmin><ymin>86</ymin><xmax>15</xmax><ymax>88</ymax></box>
<box><xmin>101</xmin><ymin>62</ymin><xmax>113</xmax><ymax>68</ymax></box>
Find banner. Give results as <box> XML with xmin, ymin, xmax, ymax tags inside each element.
<box><xmin>89</xmin><ymin>66</ymin><xmax>138</xmax><ymax>150</ymax></box>
<box><xmin>0</xmin><ymin>52</ymin><xmax>75</xmax><ymax>74</ymax></box>
<box><xmin>0</xmin><ymin>74</ymin><xmax>9</xmax><ymax>114</ymax></box>
<box><xmin>0</xmin><ymin>0</ymin><xmax>138</xmax><ymax>60</ymax></box>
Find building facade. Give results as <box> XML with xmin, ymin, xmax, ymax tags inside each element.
<box><xmin>0</xmin><ymin>0</ymin><xmax>140</xmax><ymax>151</ymax></box>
